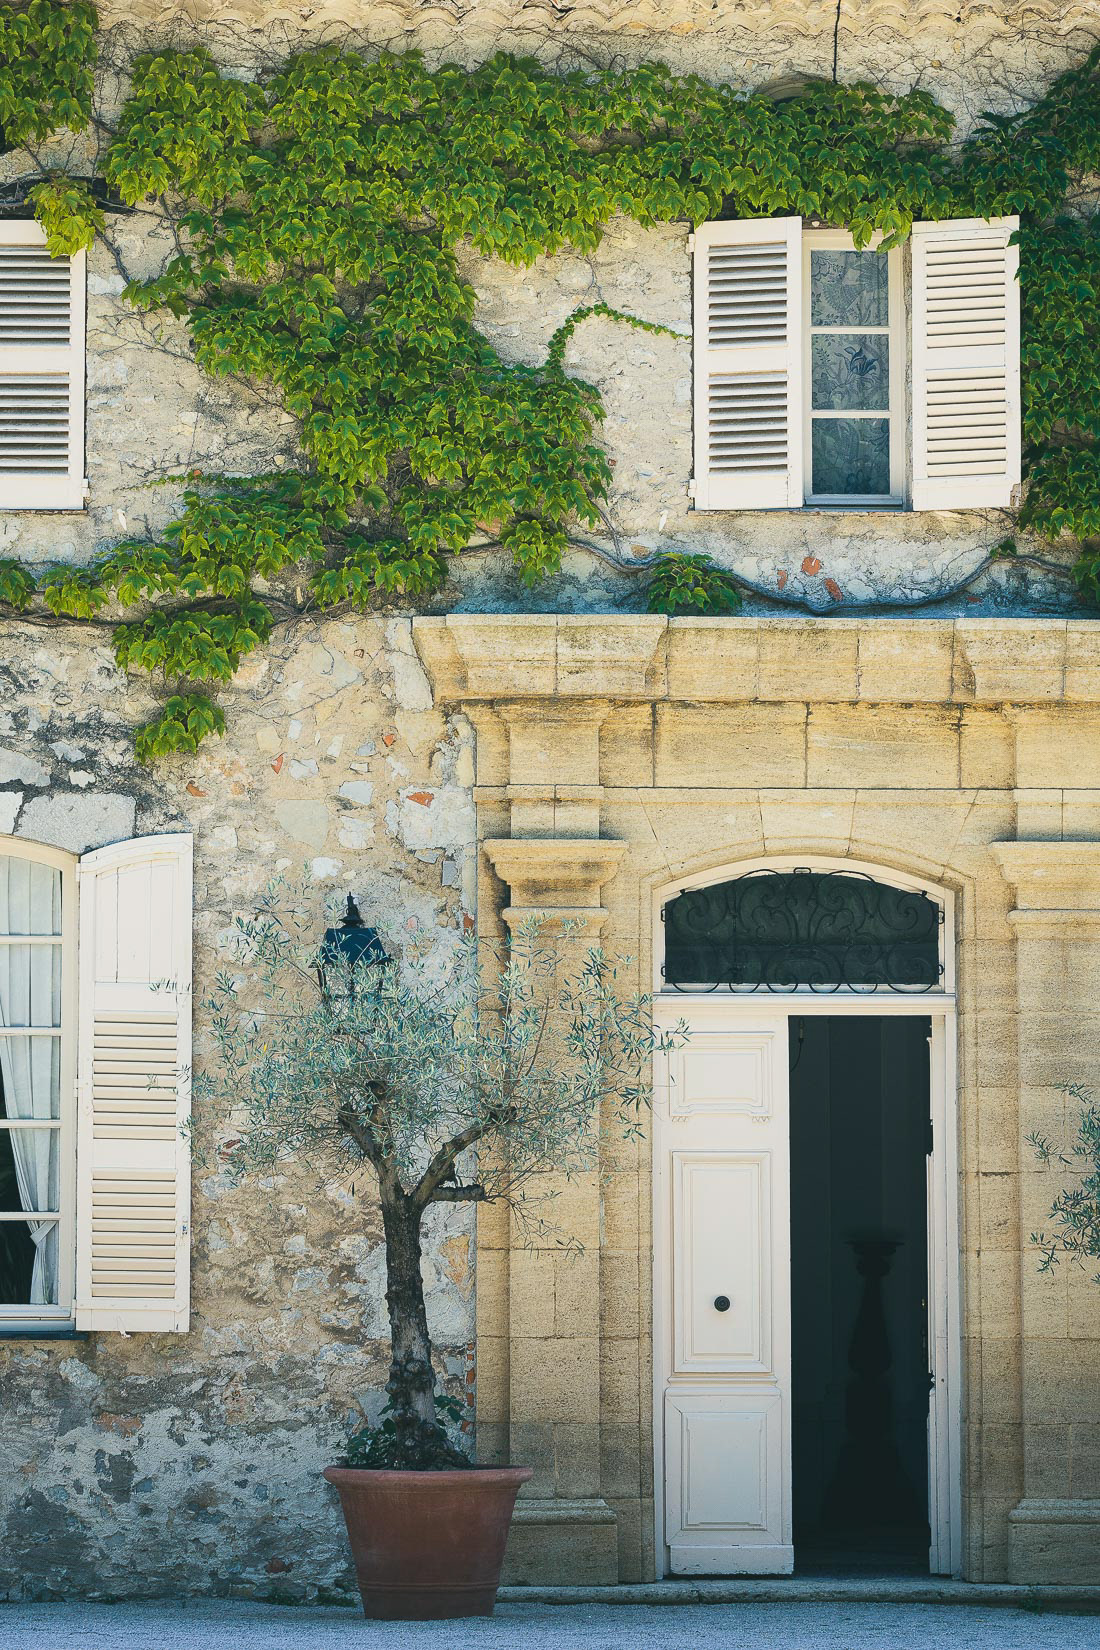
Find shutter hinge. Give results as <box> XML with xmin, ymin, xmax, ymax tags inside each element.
<box><xmin>926</xmin><ymin>1116</ymin><xmax>934</xmax><ymax>1156</ymax></box>
<box><xmin>687</xmin><ymin>477</ymin><xmax>696</xmax><ymax>500</ymax></box>
<box><xmin>687</xmin><ymin>231</ymin><xmax>695</xmax><ymax>250</ymax></box>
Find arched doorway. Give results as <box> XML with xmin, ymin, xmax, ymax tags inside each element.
<box><xmin>651</xmin><ymin>858</ymin><xmax>961</xmax><ymax>1579</ymax></box>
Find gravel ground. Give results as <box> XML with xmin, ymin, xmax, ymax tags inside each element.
<box><xmin>0</xmin><ymin>1600</ymin><xmax>1098</xmax><ymax>1650</ymax></box>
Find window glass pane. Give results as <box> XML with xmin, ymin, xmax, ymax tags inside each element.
<box><xmin>811</xmin><ymin>417</ymin><xmax>891</xmax><ymax>496</ymax></box>
<box><xmin>812</xmin><ymin>333</ymin><xmax>890</xmax><ymax>412</ymax></box>
<box><xmin>810</xmin><ymin>249</ymin><xmax>889</xmax><ymax>327</ymax></box>
<box><xmin>0</xmin><ymin>1112</ymin><xmax>61</xmax><ymax>1309</ymax></box>
<box><xmin>0</xmin><ymin>1035</ymin><xmax>61</xmax><ymax>1120</ymax></box>
<box><xmin>0</xmin><ymin>1124</ymin><xmax>60</xmax><ymax>1213</ymax></box>
<box><xmin>664</xmin><ymin>871</ymin><xmax>942</xmax><ymax>991</ymax></box>
<box><xmin>0</xmin><ymin>946</ymin><xmax>61</xmax><ymax>1027</ymax></box>
<box><xmin>0</xmin><ymin>857</ymin><xmax>62</xmax><ymax>936</ymax></box>
<box><xmin>0</xmin><ymin>1217</ymin><xmax>57</xmax><ymax>1306</ymax></box>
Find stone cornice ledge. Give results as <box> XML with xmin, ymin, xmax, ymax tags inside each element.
<box><xmin>991</xmin><ymin>842</ymin><xmax>1100</xmax><ymax>912</ymax></box>
<box><xmin>414</xmin><ymin>614</ymin><xmax>667</xmax><ymax>701</ymax></box>
<box><xmin>412</xmin><ymin>616</ymin><xmax>1100</xmax><ymax>707</ymax></box>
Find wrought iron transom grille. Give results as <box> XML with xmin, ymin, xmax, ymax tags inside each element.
<box><xmin>662</xmin><ymin>869</ymin><xmax>944</xmax><ymax>993</ymax></box>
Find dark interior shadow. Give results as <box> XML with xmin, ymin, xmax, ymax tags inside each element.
<box><xmin>789</xmin><ymin>1015</ymin><xmax>932</xmax><ymax>1575</ymax></box>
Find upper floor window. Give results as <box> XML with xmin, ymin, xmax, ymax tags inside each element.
<box><xmin>0</xmin><ymin>220</ymin><xmax>86</xmax><ymax>512</ymax></box>
<box><xmin>690</xmin><ymin>214</ymin><xmax>1020</xmax><ymax>514</ymax></box>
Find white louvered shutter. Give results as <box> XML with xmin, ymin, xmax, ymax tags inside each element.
<box><xmin>911</xmin><ymin>216</ymin><xmax>1020</xmax><ymax>510</ymax></box>
<box><xmin>692</xmin><ymin>218</ymin><xmax>802</xmax><ymax>509</ymax></box>
<box><xmin>0</xmin><ymin>220</ymin><xmax>86</xmax><ymax>511</ymax></box>
<box><xmin>74</xmin><ymin>835</ymin><xmax>193</xmax><ymax>1332</ymax></box>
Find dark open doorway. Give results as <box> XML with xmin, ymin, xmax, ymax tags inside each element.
<box><xmin>789</xmin><ymin>1015</ymin><xmax>932</xmax><ymax>1574</ymax></box>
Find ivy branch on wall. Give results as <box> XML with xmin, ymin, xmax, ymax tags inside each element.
<box><xmin>0</xmin><ymin>3</ymin><xmax>1099</xmax><ymax>755</ymax></box>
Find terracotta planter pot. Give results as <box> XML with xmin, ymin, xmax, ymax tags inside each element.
<box><xmin>323</xmin><ymin>1464</ymin><xmax>533</xmax><ymax>1619</ymax></box>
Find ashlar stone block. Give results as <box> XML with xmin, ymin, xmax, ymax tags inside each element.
<box><xmin>806</xmin><ymin>705</ymin><xmax>960</xmax><ymax>789</ymax></box>
<box><xmin>655</xmin><ymin>703</ymin><xmax>806</xmax><ymax>788</ymax></box>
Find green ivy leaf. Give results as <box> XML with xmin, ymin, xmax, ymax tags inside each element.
<box><xmin>646</xmin><ymin>552</ymin><xmax>742</xmax><ymax>617</ymax></box>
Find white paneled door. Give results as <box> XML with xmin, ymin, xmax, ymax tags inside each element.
<box><xmin>655</xmin><ymin>1018</ymin><xmax>793</xmax><ymax>1574</ymax></box>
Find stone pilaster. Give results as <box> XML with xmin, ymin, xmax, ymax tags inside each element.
<box><xmin>481</xmin><ymin>835</ymin><xmax>625</xmax><ymax>1584</ymax></box>
<box><xmin>991</xmin><ymin>843</ymin><xmax>1100</xmax><ymax>1583</ymax></box>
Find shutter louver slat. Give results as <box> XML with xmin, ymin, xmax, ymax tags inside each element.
<box><xmin>91</xmin><ymin>1173</ymin><xmax>177</xmax><ymax>1298</ymax></box>
<box><xmin>911</xmin><ymin>216</ymin><xmax>1020</xmax><ymax>510</ymax></box>
<box><xmin>693</xmin><ymin>219</ymin><xmax>802</xmax><ymax>510</ymax></box>
<box><xmin>0</xmin><ymin>377</ymin><xmax>70</xmax><ymax>472</ymax></box>
<box><xmin>92</xmin><ymin>1012</ymin><xmax>178</xmax><ymax>1139</ymax></box>
<box><xmin>0</xmin><ymin>247</ymin><xmax>71</xmax><ymax>344</ymax></box>
<box><xmin>707</xmin><ymin>243</ymin><xmax>788</xmax><ymax>347</ymax></box>
<box><xmin>0</xmin><ymin>222</ymin><xmax>85</xmax><ymax>510</ymax></box>
<box><xmin>75</xmin><ymin>836</ymin><xmax>193</xmax><ymax>1333</ymax></box>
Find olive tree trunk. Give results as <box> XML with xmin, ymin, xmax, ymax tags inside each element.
<box><xmin>379</xmin><ymin>1183</ymin><xmax>467</xmax><ymax>1468</ymax></box>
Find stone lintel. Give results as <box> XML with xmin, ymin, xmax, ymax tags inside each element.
<box><xmin>991</xmin><ymin>842</ymin><xmax>1100</xmax><ymax>911</ymax></box>
<box><xmin>484</xmin><ymin>838</ymin><xmax>626</xmax><ymax>910</ymax></box>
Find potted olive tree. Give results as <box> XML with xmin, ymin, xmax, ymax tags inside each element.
<box><xmin>201</xmin><ymin>889</ymin><xmax>676</xmax><ymax>1620</ymax></box>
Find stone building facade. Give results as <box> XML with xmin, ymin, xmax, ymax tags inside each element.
<box><xmin>0</xmin><ymin>0</ymin><xmax>1099</xmax><ymax>1601</ymax></box>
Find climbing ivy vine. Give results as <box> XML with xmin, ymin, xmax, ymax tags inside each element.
<box><xmin>1</xmin><ymin>4</ymin><xmax>1099</xmax><ymax>754</ymax></box>
<box><xmin>0</xmin><ymin>0</ymin><xmax>96</xmax><ymax>149</ymax></box>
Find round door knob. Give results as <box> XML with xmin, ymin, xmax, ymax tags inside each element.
<box><xmin>713</xmin><ymin>1295</ymin><xmax>731</xmax><ymax>1312</ymax></box>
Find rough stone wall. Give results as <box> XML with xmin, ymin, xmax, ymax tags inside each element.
<box><xmin>0</xmin><ymin>614</ymin><xmax>477</xmax><ymax>1601</ymax></box>
<box><xmin>87</xmin><ymin>2</ymin><xmax>1100</xmax><ymax>130</ymax></box>
<box><xmin>0</xmin><ymin>2</ymin><xmax>1094</xmax><ymax>615</ymax></box>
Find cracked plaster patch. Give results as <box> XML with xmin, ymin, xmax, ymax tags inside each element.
<box><xmin>18</xmin><ymin>792</ymin><xmax>138</xmax><ymax>854</ymax></box>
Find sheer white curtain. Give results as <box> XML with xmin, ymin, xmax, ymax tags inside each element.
<box><xmin>0</xmin><ymin>856</ymin><xmax>62</xmax><ymax>1306</ymax></box>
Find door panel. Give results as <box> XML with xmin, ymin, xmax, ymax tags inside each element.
<box><xmin>665</xmin><ymin>1391</ymin><xmax>788</xmax><ymax>1571</ymax></box>
<box><xmin>657</xmin><ymin>1017</ymin><xmax>792</xmax><ymax>1575</ymax></box>
<box><xmin>672</xmin><ymin>1034</ymin><xmax>776</xmax><ymax>1117</ymax></box>
<box><xmin>673</xmin><ymin>1153</ymin><xmax>768</xmax><ymax>1372</ymax></box>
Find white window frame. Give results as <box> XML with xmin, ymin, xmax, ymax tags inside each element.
<box><xmin>801</xmin><ymin>229</ymin><xmax>905</xmax><ymax>508</ymax></box>
<box><xmin>0</xmin><ymin>838</ymin><xmax>78</xmax><ymax>1333</ymax></box>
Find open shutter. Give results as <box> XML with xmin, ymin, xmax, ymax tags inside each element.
<box><xmin>911</xmin><ymin>216</ymin><xmax>1020</xmax><ymax>510</ymax></box>
<box><xmin>0</xmin><ymin>219</ymin><xmax>86</xmax><ymax>511</ymax></box>
<box><xmin>692</xmin><ymin>218</ymin><xmax>802</xmax><ymax>510</ymax></box>
<box><xmin>74</xmin><ymin>834</ymin><xmax>192</xmax><ymax>1332</ymax></box>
